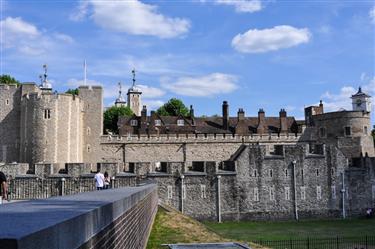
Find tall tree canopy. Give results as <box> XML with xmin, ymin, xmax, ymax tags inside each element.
<box><xmin>66</xmin><ymin>88</ymin><xmax>79</xmax><ymax>95</ymax></box>
<box><xmin>0</xmin><ymin>75</ymin><xmax>20</xmax><ymax>85</ymax></box>
<box><xmin>104</xmin><ymin>106</ymin><xmax>133</xmax><ymax>134</ymax></box>
<box><xmin>156</xmin><ymin>98</ymin><xmax>189</xmax><ymax>116</ymax></box>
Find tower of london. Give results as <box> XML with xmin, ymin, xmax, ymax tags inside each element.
<box><xmin>0</xmin><ymin>68</ymin><xmax>374</xmax><ymax>221</ymax></box>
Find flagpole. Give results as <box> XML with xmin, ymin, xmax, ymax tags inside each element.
<box><xmin>84</xmin><ymin>60</ymin><xmax>87</xmax><ymax>86</ymax></box>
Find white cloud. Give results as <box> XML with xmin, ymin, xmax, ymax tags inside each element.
<box><xmin>162</xmin><ymin>73</ymin><xmax>238</xmax><ymax>97</ymax></box>
<box><xmin>215</xmin><ymin>0</ymin><xmax>262</xmax><ymax>13</ymax></box>
<box><xmin>143</xmin><ymin>100</ymin><xmax>164</xmax><ymax>110</ymax></box>
<box><xmin>69</xmin><ymin>0</ymin><xmax>90</xmax><ymax>21</ymax></box>
<box><xmin>1</xmin><ymin>16</ymin><xmax>74</xmax><ymax>56</ymax></box>
<box><xmin>370</xmin><ymin>6</ymin><xmax>375</xmax><ymax>24</ymax></box>
<box><xmin>53</xmin><ymin>33</ymin><xmax>74</xmax><ymax>43</ymax></box>
<box><xmin>76</xmin><ymin>0</ymin><xmax>190</xmax><ymax>38</ymax></box>
<box><xmin>138</xmin><ymin>84</ymin><xmax>165</xmax><ymax>98</ymax></box>
<box><xmin>232</xmin><ymin>25</ymin><xmax>311</xmax><ymax>53</ymax></box>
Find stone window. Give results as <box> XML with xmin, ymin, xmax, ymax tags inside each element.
<box><xmin>331</xmin><ymin>168</ymin><xmax>335</xmax><ymax>176</ymax></box>
<box><xmin>87</xmin><ymin>144</ymin><xmax>91</xmax><ymax>153</ymax></box>
<box><xmin>269</xmin><ymin>169</ymin><xmax>273</xmax><ymax>178</ymax></box>
<box><xmin>316</xmin><ymin>186</ymin><xmax>322</xmax><ymax>200</ymax></box>
<box><xmin>167</xmin><ymin>185</ymin><xmax>173</xmax><ymax>199</ymax></box>
<box><xmin>155</xmin><ymin>162</ymin><xmax>168</xmax><ymax>173</ymax></box>
<box><xmin>253</xmin><ymin>169</ymin><xmax>258</xmax><ymax>177</ymax></box>
<box><xmin>300</xmin><ymin>186</ymin><xmax>306</xmax><ymax>200</ymax></box>
<box><xmin>126</xmin><ymin>163</ymin><xmax>135</xmax><ymax>173</ymax></box>
<box><xmin>155</xmin><ymin>119</ymin><xmax>162</xmax><ymax>126</ymax></box>
<box><xmin>301</xmin><ymin>169</ymin><xmax>304</xmax><ymax>177</ymax></box>
<box><xmin>285</xmin><ymin>187</ymin><xmax>290</xmax><ymax>200</ymax></box>
<box><xmin>130</xmin><ymin>119</ymin><xmax>138</xmax><ymax>126</ymax></box>
<box><xmin>44</xmin><ymin>109</ymin><xmax>51</xmax><ymax>119</ymax></box>
<box><xmin>284</xmin><ymin>169</ymin><xmax>288</xmax><ymax>178</ymax></box>
<box><xmin>364</xmin><ymin>126</ymin><xmax>368</xmax><ymax>135</ymax></box>
<box><xmin>5</xmin><ymin>99</ymin><xmax>9</xmax><ymax>105</ymax></box>
<box><xmin>177</xmin><ymin>119</ymin><xmax>184</xmax><ymax>126</ymax></box>
<box><xmin>269</xmin><ymin>186</ymin><xmax>275</xmax><ymax>201</ymax></box>
<box><xmin>182</xmin><ymin>185</ymin><xmax>186</xmax><ymax>200</ymax></box>
<box><xmin>253</xmin><ymin>187</ymin><xmax>259</xmax><ymax>202</ymax></box>
<box><xmin>87</xmin><ymin>127</ymin><xmax>91</xmax><ymax>135</ymax></box>
<box><xmin>316</xmin><ymin>168</ymin><xmax>319</xmax><ymax>177</ymax></box>
<box><xmin>319</xmin><ymin>127</ymin><xmax>326</xmax><ymax>138</ymax></box>
<box><xmin>331</xmin><ymin>185</ymin><xmax>336</xmax><ymax>199</ymax></box>
<box><xmin>200</xmin><ymin>185</ymin><xmax>207</xmax><ymax>199</ymax></box>
<box><xmin>344</xmin><ymin>126</ymin><xmax>351</xmax><ymax>137</ymax></box>
<box><xmin>189</xmin><ymin>161</ymin><xmax>205</xmax><ymax>172</ymax></box>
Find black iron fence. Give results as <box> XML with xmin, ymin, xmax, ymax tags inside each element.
<box><xmin>253</xmin><ymin>236</ymin><xmax>375</xmax><ymax>249</ymax></box>
<box><xmin>8</xmin><ymin>177</ymin><xmax>136</xmax><ymax>200</ymax></box>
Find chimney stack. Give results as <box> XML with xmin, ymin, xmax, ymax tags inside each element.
<box><xmin>141</xmin><ymin>105</ymin><xmax>147</xmax><ymax>123</ymax></box>
<box><xmin>222</xmin><ymin>101</ymin><xmax>229</xmax><ymax>130</ymax></box>
<box><xmin>279</xmin><ymin>108</ymin><xmax>287</xmax><ymax>133</ymax></box>
<box><xmin>257</xmin><ymin>108</ymin><xmax>266</xmax><ymax>134</ymax></box>
<box><xmin>237</xmin><ymin>108</ymin><xmax>245</xmax><ymax>121</ymax></box>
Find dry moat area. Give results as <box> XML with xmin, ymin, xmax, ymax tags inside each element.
<box><xmin>147</xmin><ymin>205</ymin><xmax>375</xmax><ymax>249</ymax></box>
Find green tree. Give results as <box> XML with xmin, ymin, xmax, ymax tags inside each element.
<box><xmin>156</xmin><ymin>98</ymin><xmax>189</xmax><ymax>116</ymax></box>
<box><xmin>66</xmin><ymin>88</ymin><xmax>79</xmax><ymax>95</ymax></box>
<box><xmin>0</xmin><ymin>75</ymin><xmax>20</xmax><ymax>85</ymax></box>
<box><xmin>104</xmin><ymin>106</ymin><xmax>133</xmax><ymax>134</ymax></box>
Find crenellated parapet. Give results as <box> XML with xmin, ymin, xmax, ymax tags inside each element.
<box><xmin>100</xmin><ymin>133</ymin><xmax>302</xmax><ymax>144</ymax></box>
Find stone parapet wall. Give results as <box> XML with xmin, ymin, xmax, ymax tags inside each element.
<box><xmin>0</xmin><ymin>185</ymin><xmax>158</xmax><ymax>249</ymax></box>
<box><xmin>100</xmin><ymin>133</ymin><xmax>302</xmax><ymax>144</ymax></box>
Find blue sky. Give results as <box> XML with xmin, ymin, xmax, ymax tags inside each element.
<box><xmin>1</xmin><ymin>0</ymin><xmax>374</xmax><ymax>122</ymax></box>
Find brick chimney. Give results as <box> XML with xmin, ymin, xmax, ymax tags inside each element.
<box><xmin>141</xmin><ymin>105</ymin><xmax>147</xmax><ymax>123</ymax></box>
<box><xmin>190</xmin><ymin>105</ymin><xmax>195</xmax><ymax>126</ymax></box>
<box><xmin>279</xmin><ymin>108</ymin><xmax>288</xmax><ymax>133</ymax></box>
<box><xmin>237</xmin><ymin>108</ymin><xmax>245</xmax><ymax>121</ymax></box>
<box><xmin>235</xmin><ymin>108</ymin><xmax>247</xmax><ymax>135</ymax></box>
<box><xmin>257</xmin><ymin>108</ymin><xmax>266</xmax><ymax>134</ymax></box>
<box><xmin>222</xmin><ymin>101</ymin><xmax>229</xmax><ymax>130</ymax></box>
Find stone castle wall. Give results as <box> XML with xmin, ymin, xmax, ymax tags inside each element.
<box><xmin>97</xmin><ymin>133</ymin><xmax>302</xmax><ymax>165</ymax></box>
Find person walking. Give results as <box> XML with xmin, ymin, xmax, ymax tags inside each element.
<box><xmin>94</xmin><ymin>169</ymin><xmax>105</xmax><ymax>190</ymax></box>
<box><xmin>0</xmin><ymin>171</ymin><xmax>8</xmax><ymax>203</ymax></box>
<box><xmin>104</xmin><ymin>171</ymin><xmax>110</xmax><ymax>189</ymax></box>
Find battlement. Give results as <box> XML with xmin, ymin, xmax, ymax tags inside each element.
<box><xmin>78</xmin><ymin>85</ymin><xmax>103</xmax><ymax>91</ymax></box>
<box><xmin>100</xmin><ymin>133</ymin><xmax>302</xmax><ymax>144</ymax></box>
<box><xmin>22</xmin><ymin>91</ymin><xmax>82</xmax><ymax>102</ymax></box>
<box><xmin>0</xmin><ymin>83</ymin><xmax>19</xmax><ymax>90</ymax></box>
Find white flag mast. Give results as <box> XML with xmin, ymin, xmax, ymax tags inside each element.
<box><xmin>83</xmin><ymin>59</ymin><xmax>87</xmax><ymax>86</ymax></box>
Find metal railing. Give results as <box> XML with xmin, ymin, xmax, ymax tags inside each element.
<box><xmin>253</xmin><ymin>236</ymin><xmax>375</xmax><ymax>249</ymax></box>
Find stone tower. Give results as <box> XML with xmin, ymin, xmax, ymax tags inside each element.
<box><xmin>115</xmin><ymin>82</ymin><xmax>126</xmax><ymax>107</ymax></box>
<box><xmin>351</xmin><ymin>87</ymin><xmax>371</xmax><ymax>112</ymax></box>
<box><xmin>127</xmin><ymin>69</ymin><xmax>142</xmax><ymax>116</ymax></box>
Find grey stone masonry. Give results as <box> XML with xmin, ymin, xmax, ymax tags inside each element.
<box><xmin>0</xmin><ymin>184</ymin><xmax>158</xmax><ymax>249</ymax></box>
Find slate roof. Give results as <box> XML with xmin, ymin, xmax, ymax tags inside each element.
<box><xmin>118</xmin><ymin>114</ymin><xmax>299</xmax><ymax>135</ymax></box>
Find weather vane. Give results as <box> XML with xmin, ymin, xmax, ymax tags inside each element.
<box><xmin>132</xmin><ymin>68</ymin><xmax>136</xmax><ymax>87</ymax></box>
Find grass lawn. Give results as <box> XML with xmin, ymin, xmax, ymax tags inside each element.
<box><xmin>146</xmin><ymin>206</ymin><xmax>268</xmax><ymax>249</ymax></box>
<box><xmin>204</xmin><ymin>218</ymin><xmax>375</xmax><ymax>241</ymax></box>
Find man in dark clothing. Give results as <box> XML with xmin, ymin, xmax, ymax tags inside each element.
<box><xmin>0</xmin><ymin>171</ymin><xmax>7</xmax><ymax>201</ymax></box>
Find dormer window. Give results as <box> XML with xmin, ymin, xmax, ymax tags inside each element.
<box><xmin>155</xmin><ymin>119</ymin><xmax>162</xmax><ymax>126</ymax></box>
<box><xmin>130</xmin><ymin>120</ymin><xmax>138</xmax><ymax>126</ymax></box>
<box><xmin>177</xmin><ymin>119</ymin><xmax>184</xmax><ymax>126</ymax></box>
